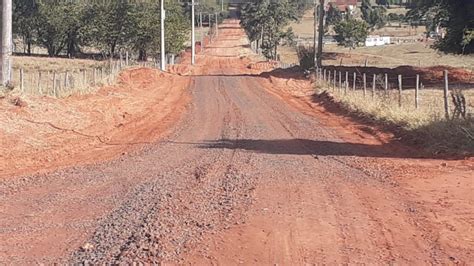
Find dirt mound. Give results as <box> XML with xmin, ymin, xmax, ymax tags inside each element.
<box><xmin>247</xmin><ymin>60</ymin><xmax>280</xmax><ymax>70</ymax></box>
<box><xmin>0</xmin><ymin>68</ymin><xmax>190</xmax><ymax>179</ymax></box>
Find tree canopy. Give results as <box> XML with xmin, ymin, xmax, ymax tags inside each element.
<box><xmin>334</xmin><ymin>18</ymin><xmax>369</xmax><ymax>48</ymax></box>
<box><xmin>407</xmin><ymin>0</ymin><xmax>474</xmax><ymax>54</ymax></box>
<box><xmin>240</xmin><ymin>0</ymin><xmax>298</xmax><ymax>60</ymax></box>
<box><xmin>13</xmin><ymin>0</ymin><xmax>190</xmax><ymax>59</ymax></box>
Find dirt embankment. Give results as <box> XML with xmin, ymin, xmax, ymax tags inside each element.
<box><xmin>0</xmin><ymin>68</ymin><xmax>190</xmax><ymax>179</ymax></box>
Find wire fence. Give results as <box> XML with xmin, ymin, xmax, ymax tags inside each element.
<box><xmin>11</xmin><ymin>57</ymin><xmax>165</xmax><ymax>98</ymax></box>
<box><xmin>314</xmin><ymin>66</ymin><xmax>473</xmax><ymax>121</ymax></box>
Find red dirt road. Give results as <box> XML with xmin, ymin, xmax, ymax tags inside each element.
<box><xmin>1</xmin><ymin>20</ymin><xmax>473</xmax><ymax>264</ymax></box>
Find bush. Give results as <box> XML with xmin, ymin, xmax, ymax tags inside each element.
<box><xmin>334</xmin><ymin>19</ymin><xmax>369</xmax><ymax>48</ymax></box>
<box><xmin>296</xmin><ymin>45</ymin><xmax>314</xmax><ymax>70</ymax></box>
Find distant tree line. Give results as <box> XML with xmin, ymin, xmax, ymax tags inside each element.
<box><xmin>13</xmin><ymin>0</ymin><xmax>192</xmax><ymax>60</ymax></box>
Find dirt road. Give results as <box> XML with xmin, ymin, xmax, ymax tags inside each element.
<box><xmin>1</xmin><ymin>20</ymin><xmax>473</xmax><ymax>264</ymax></box>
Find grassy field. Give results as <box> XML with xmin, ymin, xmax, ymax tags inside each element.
<box><xmin>281</xmin><ymin>10</ymin><xmax>474</xmax><ymax>70</ymax></box>
<box><xmin>280</xmin><ymin>42</ymin><xmax>474</xmax><ymax>70</ymax></box>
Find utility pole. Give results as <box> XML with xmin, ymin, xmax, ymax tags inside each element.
<box><xmin>1</xmin><ymin>0</ymin><xmax>12</xmax><ymax>87</ymax></box>
<box><xmin>215</xmin><ymin>12</ymin><xmax>218</xmax><ymax>37</ymax></box>
<box><xmin>199</xmin><ymin>12</ymin><xmax>204</xmax><ymax>51</ymax></box>
<box><xmin>160</xmin><ymin>0</ymin><xmax>166</xmax><ymax>71</ymax></box>
<box><xmin>313</xmin><ymin>0</ymin><xmax>318</xmax><ymax>68</ymax></box>
<box><xmin>316</xmin><ymin>0</ymin><xmax>326</xmax><ymax>68</ymax></box>
<box><xmin>191</xmin><ymin>0</ymin><xmax>196</xmax><ymax>65</ymax></box>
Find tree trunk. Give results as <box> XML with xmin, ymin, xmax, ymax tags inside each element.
<box><xmin>138</xmin><ymin>49</ymin><xmax>147</xmax><ymax>61</ymax></box>
<box><xmin>316</xmin><ymin>0</ymin><xmax>326</xmax><ymax>67</ymax></box>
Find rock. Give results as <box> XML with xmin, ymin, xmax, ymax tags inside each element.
<box><xmin>10</xmin><ymin>96</ymin><xmax>28</xmax><ymax>108</ymax></box>
<box><xmin>81</xmin><ymin>243</ymin><xmax>94</xmax><ymax>251</ymax></box>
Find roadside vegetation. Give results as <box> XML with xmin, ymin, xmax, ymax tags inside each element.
<box><xmin>277</xmin><ymin>0</ymin><xmax>473</xmax><ymax>154</ymax></box>
<box><xmin>315</xmin><ymin>86</ymin><xmax>473</xmax><ymax>154</ymax></box>
<box><xmin>13</xmin><ymin>0</ymin><xmax>190</xmax><ymax>60</ymax></box>
<box><xmin>239</xmin><ymin>0</ymin><xmax>311</xmax><ymax>60</ymax></box>
<box><xmin>8</xmin><ymin>0</ymin><xmax>225</xmax><ymax>97</ymax></box>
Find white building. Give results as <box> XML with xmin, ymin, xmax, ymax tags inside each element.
<box><xmin>365</xmin><ymin>36</ymin><xmax>391</xmax><ymax>47</ymax></box>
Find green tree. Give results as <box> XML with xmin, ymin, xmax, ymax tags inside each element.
<box><xmin>334</xmin><ymin>18</ymin><xmax>369</xmax><ymax>48</ymax></box>
<box><xmin>240</xmin><ymin>0</ymin><xmax>297</xmax><ymax>60</ymax></box>
<box><xmin>164</xmin><ymin>0</ymin><xmax>189</xmax><ymax>55</ymax></box>
<box><xmin>35</xmin><ymin>2</ymin><xmax>70</xmax><ymax>56</ymax></box>
<box><xmin>86</xmin><ymin>1</ymin><xmax>135</xmax><ymax>57</ymax></box>
<box><xmin>361</xmin><ymin>0</ymin><xmax>387</xmax><ymax>30</ymax></box>
<box><xmin>13</xmin><ymin>0</ymin><xmax>38</xmax><ymax>55</ymax></box>
<box><xmin>130</xmin><ymin>3</ymin><xmax>161</xmax><ymax>61</ymax></box>
<box><xmin>408</xmin><ymin>0</ymin><xmax>473</xmax><ymax>54</ymax></box>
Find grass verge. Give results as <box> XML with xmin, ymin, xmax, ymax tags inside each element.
<box><xmin>314</xmin><ymin>87</ymin><xmax>474</xmax><ymax>156</ymax></box>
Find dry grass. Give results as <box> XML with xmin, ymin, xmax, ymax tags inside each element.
<box><xmin>280</xmin><ymin>41</ymin><xmax>474</xmax><ymax>70</ymax></box>
<box><xmin>316</xmin><ymin>82</ymin><xmax>474</xmax><ymax>153</ymax></box>
<box><xmin>282</xmin><ymin>9</ymin><xmax>474</xmax><ymax>70</ymax></box>
<box><xmin>13</xmin><ymin>55</ymin><xmax>106</xmax><ymax>72</ymax></box>
<box><xmin>9</xmin><ymin>56</ymin><xmax>135</xmax><ymax>97</ymax></box>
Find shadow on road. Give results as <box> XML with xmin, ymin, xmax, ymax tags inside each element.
<box><xmin>179</xmin><ymin>138</ymin><xmax>424</xmax><ymax>159</ymax></box>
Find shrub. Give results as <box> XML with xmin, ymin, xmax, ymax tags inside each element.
<box><xmin>296</xmin><ymin>45</ymin><xmax>314</xmax><ymax>70</ymax></box>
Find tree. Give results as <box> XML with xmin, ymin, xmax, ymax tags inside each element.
<box><xmin>35</xmin><ymin>2</ymin><xmax>70</xmax><ymax>56</ymax></box>
<box><xmin>407</xmin><ymin>0</ymin><xmax>473</xmax><ymax>54</ymax></box>
<box><xmin>414</xmin><ymin>0</ymin><xmax>473</xmax><ymax>54</ymax></box>
<box><xmin>130</xmin><ymin>3</ymin><xmax>161</xmax><ymax>61</ymax></box>
<box><xmin>334</xmin><ymin>18</ymin><xmax>369</xmax><ymax>48</ymax></box>
<box><xmin>85</xmin><ymin>1</ymin><xmax>135</xmax><ymax>57</ymax></box>
<box><xmin>361</xmin><ymin>0</ymin><xmax>387</xmax><ymax>30</ymax></box>
<box><xmin>12</xmin><ymin>0</ymin><xmax>192</xmax><ymax>59</ymax></box>
<box><xmin>13</xmin><ymin>0</ymin><xmax>38</xmax><ymax>55</ymax></box>
<box><xmin>164</xmin><ymin>0</ymin><xmax>189</xmax><ymax>55</ymax></box>
<box><xmin>325</xmin><ymin>3</ymin><xmax>343</xmax><ymax>27</ymax></box>
<box><xmin>240</xmin><ymin>0</ymin><xmax>298</xmax><ymax>60</ymax></box>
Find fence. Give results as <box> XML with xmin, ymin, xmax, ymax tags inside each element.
<box><xmin>314</xmin><ymin>67</ymin><xmax>472</xmax><ymax>121</ymax></box>
<box><xmin>11</xmin><ymin>53</ymin><xmax>170</xmax><ymax>98</ymax></box>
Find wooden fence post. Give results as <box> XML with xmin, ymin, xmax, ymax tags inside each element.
<box><xmin>126</xmin><ymin>51</ymin><xmax>129</xmax><ymax>66</ymax></box>
<box><xmin>37</xmin><ymin>71</ymin><xmax>42</xmax><ymax>94</ymax></box>
<box><xmin>323</xmin><ymin>69</ymin><xmax>326</xmax><ymax>82</ymax></box>
<box><xmin>444</xmin><ymin>70</ymin><xmax>450</xmax><ymax>119</ymax></box>
<box><xmin>65</xmin><ymin>71</ymin><xmax>69</xmax><ymax>89</ymax></box>
<box><xmin>415</xmin><ymin>74</ymin><xmax>419</xmax><ymax>109</ymax></box>
<box><xmin>20</xmin><ymin>68</ymin><xmax>24</xmax><ymax>93</ymax></box>
<box><xmin>353</xmin><ymin>72</ymin><xmax>356</xmax><ymax>91</ymax></box>
<box><xmin>363</xmin><ymin>73</ymin><xmax>367</xmax><ymax>97</ymax></box>
<box><xmin>328</xmin><ymin>71</ymin><xmax>332</xmax><ymax>90</ymax></box>
<box><xmin>93</xmin><ymin>68</ymin><xmax>97</xmax><ymax>86</ymax></box>
<box><xmin>339</xmin><ymin>71</ymin><xmax>342</xmax><ymax>91</ymax></box>
<box><xmin>345</xmin><ymin>71</ymin><xmax>348</xmax><ymax>94</ymax></box>
<box><xmin>372</xmin><ymin>73</ymin><xmax>376</xmax><ymax>99</ymax></box>
<box><xmin>53</xmin><ymin>71</ymin><xmax>57</xmax><ymax>97</ymax></box>
<box><xmin>82</xmin><ymin>69</ymin><xmax>87</xmax><ymax>87</ymax></box>
<box><xmin>384</xmin><ymin>73</ymin><xmax>388</xmax><ymax>92</ymax></box>
<box><xmin>398</xmin><ymin>74</ymin><xmax>402</xmax><ymax>107</ymax></box>
<box><xmin>333</xmin><ymin>70</ymin><xmax>336</xmax><ymax>89</ymax></box>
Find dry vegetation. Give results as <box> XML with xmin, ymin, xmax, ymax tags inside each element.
<box><xmin>315</xmin><ymin>82</ymin><xmax>474</xmax><ymax>154</ymax></box>
<box><xmin>281</xmin><ymin>10</ymin><xmax>474</xmax><ymax>69</ymax></box>
<box><xmin>7</xmin><ymin>56</ymin><xmax>140</xmax><ymax>97</ymax></box>
<box><xmin>278</xmin><ymin>9</ymin><xmax>474</xmax><ymax>154</ymax></box>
